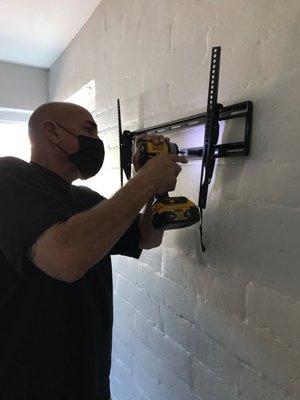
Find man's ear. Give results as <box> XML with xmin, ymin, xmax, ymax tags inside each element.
<box><xmin>43</xmin><ymin>120</ymin><xmax>60</xmax><ymax>144</ymax></box>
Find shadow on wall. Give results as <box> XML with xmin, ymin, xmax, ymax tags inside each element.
<box><xmin>204</xmin><ymin>40</ymin><xmax>300</xmax><ymax>300</ymax></box>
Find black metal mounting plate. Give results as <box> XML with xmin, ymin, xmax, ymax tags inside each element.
<box><xmin>118</xmin><ymin>44</ymin><xmax>253</xmax><ymax>252</ymax></box>
<box><xmin>119</xmin><ymin>100</ymin><xmax>253</xmax><ymax>183</ymax></box>
<box><xmin>182</xmin><ymin>100</ymin><xmax>253</xmax><ymax>158</ymax></box>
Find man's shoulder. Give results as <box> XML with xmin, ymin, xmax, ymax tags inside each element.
<box><xmin>0</xmin><ymin>156</ymin><xmax>29</xmax><ymax>181</ymax></box>
<box><xmin>0</xmin><ymin>156</ymin><xmax>27</xmax><ymax>169</ymax></box>
<box><xmin>71</xmin><ymin>184</ymin><xmax>106</xmax><ymax>202</ymax></box>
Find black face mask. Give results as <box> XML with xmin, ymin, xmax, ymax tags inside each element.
<box><xmin>55</xmin><ymin>122</ymin><xmax>105</xmax><ymax>179</ymax></box>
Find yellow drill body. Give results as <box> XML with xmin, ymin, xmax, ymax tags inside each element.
<box><xmin>136</xmin><ymin>139</ymin><xmax>200</xmax><ymax>230</ymax></box>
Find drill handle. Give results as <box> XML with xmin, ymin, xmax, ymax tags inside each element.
<box><xmin>156</xmin><ymin>192</ymin><xmax>170</xmax><ymax>200</ymax></box>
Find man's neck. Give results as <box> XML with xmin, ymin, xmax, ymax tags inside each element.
<box><xmin>30</xmin><ymin>154</ymin><xmax>77</xmax><ymax>184</ymax></box>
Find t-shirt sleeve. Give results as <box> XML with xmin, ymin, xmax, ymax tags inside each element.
<box><xmin>109</xmin><ymin>213</ymin><xmax>143</xmax><ymax>259</ymax></box>
<box><xmin>0</xmin><ymin>169</ymin><xmax>72</xmax><ymax>277</ymax></box>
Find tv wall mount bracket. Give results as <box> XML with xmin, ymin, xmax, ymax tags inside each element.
<box><xmin>118</xmin><ymin>46</ymin><xmax>253</xmax><ymax>251</ymax></box>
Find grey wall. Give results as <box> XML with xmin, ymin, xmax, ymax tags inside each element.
<box><xmin>0</xmin><ymin>61</ymin><xmax>48</xmax><ymax>111</ymax></box>
<box><xmin>49</xmin><ymin>1</ymin><xmax>300</xmax><ymax>399</ymax></box>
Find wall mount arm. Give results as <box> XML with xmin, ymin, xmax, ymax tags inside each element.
<box><xmin>118</xmin><ymin>100</ymin><xmax>253</xmax><ymax>182</ymax></box>
<box><xmin>117</xmin><ymin>45</ymin><xmax>253</xmax><ymax>252</ymax></box>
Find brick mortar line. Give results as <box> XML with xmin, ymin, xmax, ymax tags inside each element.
<box><xmin>113</xmin><ymin>333</ymin><xmax>203</xmax><ymax>400</ymax></box>
<box><xmin>114</xmin><ymin>307</ymin><xmax>239</xmax><ymax>395</ymax></box>
<box><xmin>237</xmin><ymin>359</ymin><xmax>295</xmax><ymax>398</ymax></box>
<box><xmin>111</xmin><ymin>358</ymin><xmax>153</xmax><ymax>400</ymax></box>
<box><xmin>115</xmin><ymin>290</ymin><xmax>300</xmax><ymax>390</ymax></box>
<box><xmin>115</xmin><ymin>271</ymin><xmax>300</xmax><ymax>357</ymax></box>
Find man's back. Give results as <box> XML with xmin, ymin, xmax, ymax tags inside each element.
<box><xmin>0</xmin><ymin>157</ymin><xmax>142</xmax><ymax>400</ymax></box>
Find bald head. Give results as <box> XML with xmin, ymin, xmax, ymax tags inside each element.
<box><xmin>28</xmin><ymin>102</ymin><xmax>93</xmax><ymax>145</ymax></box>
<box><xmin>28</xmin><ymin>102</ymin><xmax>100</xmax><ymax>182</ymax></box>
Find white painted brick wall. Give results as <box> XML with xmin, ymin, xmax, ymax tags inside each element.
<box><xmin>49</xmin><ymin>0</ymin><xmax>300</xmax><ymax>398</ymax></box>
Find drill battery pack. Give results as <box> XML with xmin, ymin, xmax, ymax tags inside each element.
<box><xmin>152</xmin><ymin>196</ymin><xmax>200</xmax><ymax>230</ymax></box>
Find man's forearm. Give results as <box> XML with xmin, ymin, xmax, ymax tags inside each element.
<box><xmin>59</xmin><ymin>171</ymin><xmax>155</xmax><ymax>280</ymax></box>
<box><xmin>139</xmin><ymin>197</ymin><xmax>164</xmax><ymax>249</ymax></box>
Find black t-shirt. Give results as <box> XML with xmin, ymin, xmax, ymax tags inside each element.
<box><xmin>0</xmin><ymin>156</ymin><xmax>143</xmax><ymax>400</ymax></box>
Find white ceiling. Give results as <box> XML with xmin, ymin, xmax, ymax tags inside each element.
<box><xmin>0</xmin><ymin>0</ymin><xmax>102</xmax><ymax>68</ymax></box>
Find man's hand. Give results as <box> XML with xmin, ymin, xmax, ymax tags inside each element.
<box><xmin>133</xmin><ymin>133</ymin><xmax>188</xmax><ymax>249</ymax></box>
<box><xmin>131</xmin><ymin>133</ymin><xmax>171</xmax><ymax>173</ymax></box>
<box><xmin>142</xmin><ymin>154</ymin><xmax>188</xmax><ymax>195</ymax></box>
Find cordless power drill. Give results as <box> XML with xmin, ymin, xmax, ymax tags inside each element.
<box><xmin>135</xmin><ymin>139</ymin><xmax>200</xmax><ymax>230</ymax></box>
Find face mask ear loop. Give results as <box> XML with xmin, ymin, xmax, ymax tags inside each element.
<box><xmin>55</xmin><ymin>121</ymin><xmax>78</xmax><ymax>156</ymax></box>
<box><xmin>55</xmin><ymin>121</ymin><xmax>77</xmax><ymax>138</ymax></box>
<box><xmin>56</xmin><ymin>143</ymin><xmax>70</xmax><ymax>156</ymax></box>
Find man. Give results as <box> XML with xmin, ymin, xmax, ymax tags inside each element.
<box><xmin>0</xmin><ymin>102</ymin><xmax>187</xmax><ymax>400</ymax></box>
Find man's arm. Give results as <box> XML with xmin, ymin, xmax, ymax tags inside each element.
<box><xmin>139</xmin><ymin>196</ymin><xmax>164</xmax><ymax>249</ymax></box>
<box><xmin>28</xmin><ymin>153</ymin><xmax>184</xmax><ymax>283</ymax></box>
<box><xmin>28</xmin><ymin>171</ymin><xmax>155</xmax><ymax>282</ymax></box>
